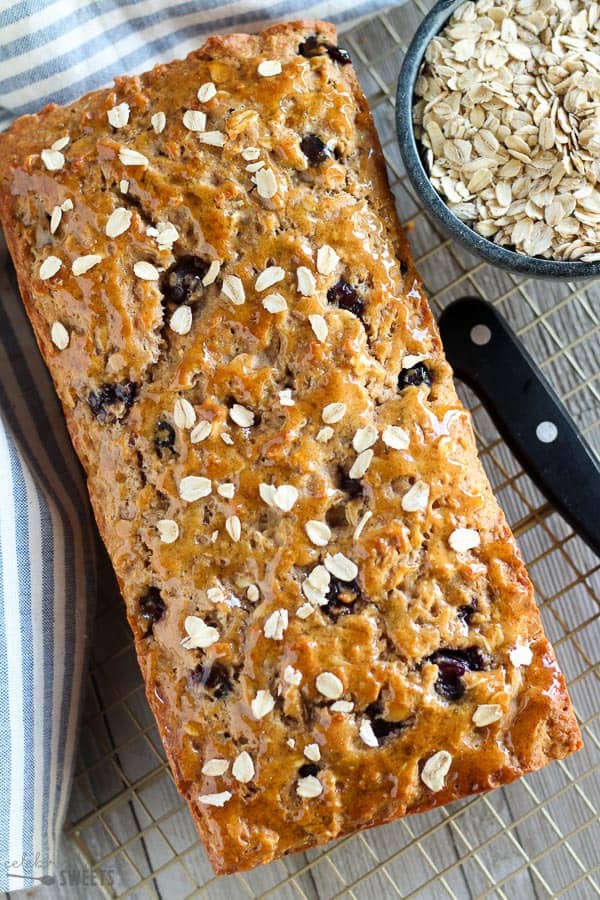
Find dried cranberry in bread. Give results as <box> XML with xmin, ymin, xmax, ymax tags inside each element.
<box><xmin>0</xmin><ymin>20</ymin><xmax>581</xmax><ymax>876</ymax></box>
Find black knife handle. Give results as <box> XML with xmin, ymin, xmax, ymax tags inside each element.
<box><xmin>438</xmin><ymin>297</ymin><xmax>600</xmax><ymax>558</ymax></box>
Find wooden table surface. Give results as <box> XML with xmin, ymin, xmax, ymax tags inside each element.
<box><xmin>6</xmin><ymin>2</ymin><xmax>599</xmax><ymax>898</ymax></box>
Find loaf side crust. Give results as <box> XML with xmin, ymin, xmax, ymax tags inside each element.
<box><xmin>0</xmin><ymin>20</ymin><xmax>581</xmax><ymax>875</ymax></box>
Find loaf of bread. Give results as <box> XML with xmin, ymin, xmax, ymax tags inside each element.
<box><xmin>0</xmin><ymin>20</ymin><xmax>582</xmax><ymax>875</ymax></box>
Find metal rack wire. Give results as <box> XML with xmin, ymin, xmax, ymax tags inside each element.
<box><xmin>63</xmin><ymin>1</ymin><xmax>599</xmax><ymax>896</ymax></box>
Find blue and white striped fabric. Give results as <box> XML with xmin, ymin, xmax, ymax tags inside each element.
<box><xmin>0</xmin><ymin>0</ymin><xmax>388</xmax><ymax>129</ymax></box>
<box><xmin>0</xmin><ymin>242</ymin><xmax>97</xmax><ymax>893</ymax></box>
<box><xmin>0</xmin><ymin>0</ymin><xmax>399</xmax><ymax>891</ymax></box>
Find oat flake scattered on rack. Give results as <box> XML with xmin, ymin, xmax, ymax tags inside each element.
<box><xmin>414</xmin><ymin>0</ymin><xmax>600</xmax><ymax>261</ymax></box>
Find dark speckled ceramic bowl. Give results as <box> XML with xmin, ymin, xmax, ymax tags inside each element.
<box><xmin>396</xmin><ymin>0</ymin><xmax>600</xmax><ymax>280</ymax></box>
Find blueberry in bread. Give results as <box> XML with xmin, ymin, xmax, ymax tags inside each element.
<box><xmin>0</xmin><ymin>20</ymin><xmax>582</xmax><ymax>875</ymax></box>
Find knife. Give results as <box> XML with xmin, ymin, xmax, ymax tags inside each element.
<box><xmin>438</xmin><ymin>296</ymin><xmax>600</xmax><ymax>558</ymax></box>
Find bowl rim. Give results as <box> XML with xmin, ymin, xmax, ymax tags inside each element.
<box><xmin>395</xmin><ymin>0</ymin><xmax>600</xmax><ymax>280</ymax></box>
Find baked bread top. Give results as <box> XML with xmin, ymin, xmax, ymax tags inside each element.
<box><xmin>0</xmin><ymin>19</ymin><xmax>581</xmax><ymax>875</ymax></box>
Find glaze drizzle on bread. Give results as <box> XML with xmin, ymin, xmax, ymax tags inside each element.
<box><xmin>0</xmin><ymin>20</ymin><xmax>581</xmax><ymax>875</ymax></box>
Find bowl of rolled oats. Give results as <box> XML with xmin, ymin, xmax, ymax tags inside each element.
<box><xmin>396</xmin><ymin>0</ymin><xmax>600</xmax><ymax>278</ymax></box>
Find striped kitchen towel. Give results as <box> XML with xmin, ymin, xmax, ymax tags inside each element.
<box><xmin>0</xmin><ymin>0</ymin><xmax>388</xmax><ymax>130</ymax></box>
<box><xmin>0</xmin><ymin>0</ymin><xmax>398</xmax><ymax>891</ymax></box>
<box><xmin>0</xmin><ymin>242</ymin><xmax>97</xmax><ymax>894</ymax></box>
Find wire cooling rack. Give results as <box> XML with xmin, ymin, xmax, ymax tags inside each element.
<box><xmin>52</xmin><ymin>1</ymin><xmax>600</xmax><ymax>897</ymax></box>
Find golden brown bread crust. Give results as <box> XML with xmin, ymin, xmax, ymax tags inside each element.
<box><xmin>0</xmin><ymin>20</ymin><xmax>581</xmax><ymax>875</ymax></box>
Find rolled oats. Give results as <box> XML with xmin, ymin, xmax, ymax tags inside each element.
<box><xmin>414</xmin><ymin>0</ymin><xmax>600</xmax><ymax>260</ymax></box>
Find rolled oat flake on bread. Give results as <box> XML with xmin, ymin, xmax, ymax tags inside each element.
<box><xmin>0</xmin><ymin>19</ymin><xmax>581</xmax><ymax>876</ymax></box>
